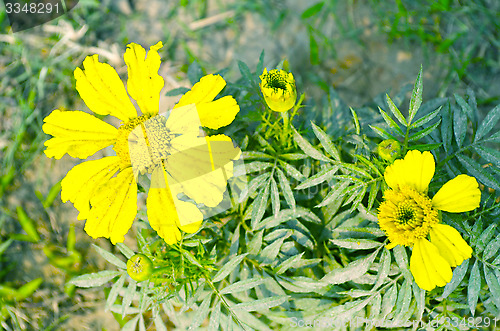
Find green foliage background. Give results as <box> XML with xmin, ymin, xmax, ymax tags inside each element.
<box><xmin>0</xmin><ymin>0</ymin><xmax>499</xmax><ymax>330</ymax></box>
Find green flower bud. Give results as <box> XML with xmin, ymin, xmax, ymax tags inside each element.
<box><xmin>377</xmin><ymin>139</ymin><xmax>401</xmax><ymax>162</ymax></box>
<box><xmin>259</xmin><ymin>68</ymin><xmax>297</xmax><ymax>112</ymax></box>
<box><xmin>126</xmin><ymin>254</ymin><xmax>153</xmax><ymax>282</ymax></box>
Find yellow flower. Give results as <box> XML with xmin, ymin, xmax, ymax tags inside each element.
<box><xmin>259</xmin><ymin>68</ymin><xmax>297</xmax><ymax>112</ymax></box>
<box><xmin>43</xmin><ymin>41</ymin><xmax>240</xmax><ymax>245</ymax></box>
<box><xmin>377</xmin><ymin>150</ymin><xmax>481</xmax><ymax>291</ymax></box>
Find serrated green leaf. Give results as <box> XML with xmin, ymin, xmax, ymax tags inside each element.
<box><xmin>238</xmin><ymin>60</ymin><xmax>254</xmax><ymax>85</ymax></box>
<box><xmin>122</xmin><ymin>315</ymin><xmax>140</xmax><ymax>331</ymax></box>
<box><xmin>468</xmin><ymin>259</ymin><xmax>481</xmax><ymax>316</ymax></box>
<box><xmin>220</xmin><ymin>277</ymin><xmax>266</xmax><ymax>295</ymax></box>
<box><xmin>393</xmin><ymin>245</ymin><xmax>412</xmax><ymax>282</ymax></box>
<box><xmin>386</xmin><ymin>94</ymin><xmax>407</xmax><ymax>126</ymax></box>
<box><xmin>207</xmin><ymin>300</ymin><xmax>221</xmax><ymax>331</ymax></box>
<box><xmin>369</xmin><ymin>125</ymin><xmax>397</xmax><ymax>140</ymax></box>
<box><xmin>317</xmin><ymin>181</ymin><xmax>349</xmax><ymax>208</ymax></box>
<box><xmin>378</xmin><ymin>107</ymin><xmax>404</xmax><ymax>135</ymax></box>
<box><xmin>311</xmin><ymin>122</ymin><xmax>341</xmax><ymax>160</ymax></box>
<box><xmin>350</xmin><ymin>108</ymin><xmax>361</xmax><ymax>135</ymax></box>
<box><xmin>188</xmin><ymin>293</ymin><xmax>212</xmax><ymax>330</ymax></box>
<box><xmin>475</xmin><ymin>104</ymin><xmax>500</xmax><ymax>142</ymax></box>
<box><xmin>454</xmin><ymin>94</ymin><xmax>474</xmax><ymax>122</ymax></box>
<box><xmin>322</xmin><ymin>250</ymin><xmax>377</xmax><ymax>284</ymax></box>
<box><xmin>474</xmin><ymin>145</ymin><xmax>500</xmax><ymax>167</ymax></box>
<box><xmin>275</xmin><ymin>253</ymin><xmax>304</xmax><ymax>275</ymax></box>
<box><xmin>116</xmin><ymin>243</ymin><xmax>134</xmax><ymax>259</ymax></box>
<box><xmin>331</xmin><ymin>238</ymin><xmax>382</xmax><ymax>250</ymax></box>
<box><xmin>260</xmin><ymin>235</ymin><xmax>288</xmax><ymax>263</ymax></box>
<box><xmin>270</xmin><ymin>177</ymin><xmax>280</xmax><ymax>216</ymax></box>
<box><xmin>412</xmin><ymin>281</ymin><xmax>425</xmax><ymax>322</ymax></box>
<box><xmin>245</xmin><ymin>161</ymin><xmax>274</xmax><ymax>173</ymax></box>
<box><xmin>295</xmin><ymin>166</ymin><xmax>338</xmax><ymax>190</ymax></box>
<box><xmin>408</xmin><ymin>65</ymin><xmax>423</xmax><ymax>124</ymax></box>
<box><xmin>279</xmin><ymin>153</ymin><xmax>308</xmax><ymax>161</ymax></box>
<box><xmin>93</xmin><ymin>244</ymin><xmax>126</xmax><ymax>270</ymax></box>
<box><xmin>251</xmin><ymin>184</ymin><xmax>270</xmax><ymax>228</ymax></box>
<box><xmin>367</xmin><ymin>181</ymin><xmax>379</xmax><ymax>210</ymax></box>
<box><xmin>441</xmin><ymin>103</ymin><xmax>453</xmax><ymax>153</ymax></box>
<box><xmin>69</xmin><ymin>270</ymin><xmax>121</xmax><ymax>288</ymax></box>
<box><xmin>293</xmin><ymin>128</ymin><xmax>330</xmax><ymax>162</ymax></box>
<box><xmin>373</xmin><ymin>249</ymin><xmax>391</xmax><ymax>291</ymax></box>
<box><xmin>187</xmin><ymin>62</ymin><xmax>203</xmax><ymax>85</ymax></box>
<box><xmin>233</xmin><ymin>295</ymin><xmax>289</xmax><ymax>312</ymax></box>
<box><xmin>121</xmin><ymin>279</ymin><xmax>136</xmax><ymax>317</ymax></box>
<box><xmin>239</xmin><ymin>172</ymin><xmax>270</xmax><ymax>203</ymax></box>
<box><xmin>483</xmin><ymin>233</ymin><xmax>500</xmax><ymax>261</ymax></box>
<box><xmin>477</xmin><ymin>223</ymin><xmax>497</xmax><ymax>253</ymax></box>
<box><xmin>106</xmin><ymin>274</ymin><xmax>126</xmax><ymax>311</ymax></box>
<box><xmin>483</xmin><ymin>264</ymin><xmax>500</xmax><ymax>310</ymax></box>
<box><xmin>456</xmin><ymin>154</ymin><xmax>500</xmax><ymax>191</ymax></box>
<box><xmin>242</xmin><ymin>151</ymin><xmax>273</xmax><ymax>160</ymax></box>
<box><xmin>441</xmin><ymin>259</ymin><xmax>469</xmax><ymax>299</ymax></box>
<box><xmin>248</xmin><ymin>230</ymin><xmax>263</xmax><ymax>255</ymax></box>
<box><xmin>453</xmin><ymin>104</ymin><xmax>467</xmax><ymax>148</ymax></box>
<box><xmin>394</xmin><ymin>279</ymin><xmax>412</xmax><ymax>321</ymax></box>
<box><xmin>408</xmin><ymin>119</ymin><xmax>441</xmax><ymax>142</ymax></box>
<box><xmin>380</xmin><ymin>284</ymin><xmax>397</xmax><ymax>320</ymax></box>
<box><xmin>276</xmin><ymin>168</ymin><xmax>296</xmax><ymax>210</ymax></box>
<box><xmin>410</xmin><ymin>105</ymin><xmax>442</xmax><ymax>129</ymax></box>
<box><xmin>213</xmin><ymin>253</ymin><xmax>249</xmax><ymax>283</ymax></box>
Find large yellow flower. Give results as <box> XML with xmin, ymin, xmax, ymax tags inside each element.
<box><xmin>377</xmin><ymin>150</ymin><xmax>481</xmax><ymax>291</ymax></box>
<box><xmin>43</xmin><ymin>42</ymin><xmax>240</xmax><ymax>245</ymax></box>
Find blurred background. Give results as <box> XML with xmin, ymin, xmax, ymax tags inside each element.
<box><xmin>1</xmin><ymin>0</ymin><xmax>499</xmax><ymax>329</ymax></box>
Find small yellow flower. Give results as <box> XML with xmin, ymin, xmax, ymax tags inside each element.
<box><xmin>377</xmin><ymin>150</ymin><xmax>481</xmax><ymax>291</ymax></box>
<box><xmin>377</xmin><ymin>139</ymin><xmax>401</xmax><ymax>162</ymax></box>
<box><xmin>43</xmin><ymin>42</ymin><xmax>241</xmax><ymax>245</ymax></box>
<box><xmin>259</xmin><ymin>68</ymin><xmax>297</xmax><ymax>112</ymax></box>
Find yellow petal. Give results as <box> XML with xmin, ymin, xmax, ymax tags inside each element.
<box><xmin>384</xmin><ymin>150</ymin><xmax>435</xmax><ymax>193</ymax></box>
<box><xmin>195</xmin><ymin>96</ymin><xmax>240</xmax><ymax>129</ymax></box>
<box><xmin>174</xmin><ymin>74</ymin><xmax>239</xmax><ymax>129</ymax></box>
<box><xmin>410</xmin><ymin>238</ymin><xmax>453</xmax><ymax>291</ymax></box>
<box><xmin>164</xmin><ymin>104</ymin><xmax>201</xmax><ymax>136</ymax></box>
<box><xmin>43</xmin><ymin>109</ymin><xmax>117</xmax><ymax>159</ymax></box>
<box><xmin>61</xmin><ymin>156</ymin><xmax>121</xmax><ymax>220</ymax></box>
<box><xmin>124</xmin><ymin>42</ymin><xmax>164</xmax><ymax>116</ymax></box>
<box><xmin>85</xmin><ymin>168</ymin><xmax>137</xmax><ymax>244</ymax></box>
<box><xmin>148</xmin><ymin>166</ymin><xmax>202</xmax><ymax>244</ymax></box>
<box><xmin>74</xmin><ymin>55</ymin><xmax>137</xmax><ymax>121</ymax></box>
<box><xmin>429</xmin><ymin>224</ymin><xmax>472</xmax><ymax>267</ymax></box>
<box><xmin>432</xmin><ymin>174</ymin><xmax>481</xmax><ymax>212</ymax></box>
<box><xmin>165</xmin><ymin>134</ymin><xmax>240</xmax><ymax>207</ymax></box>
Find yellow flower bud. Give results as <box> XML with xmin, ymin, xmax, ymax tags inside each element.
<box><xmin>377</xmin><ymin>139</ymin><xmax>401</xmax><ymax>162</ymax></box>
<box><xmin>259</xmin><ymin>68</ymin><xmax>297</xmax><ymax>112</ymax></box>
<box><xmin>126</xmin><ymin>253</ymin><xmax>153</xmax><ymax>282</ymax></box>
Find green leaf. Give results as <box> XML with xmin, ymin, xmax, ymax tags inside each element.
<box><xmin>220</xmin><ymin>277</ymin><xmax>266</xmax><ymax>294</ymax></box>
<box><xmin>316</xmin><ymin>181</ymin><xmax>349</xmax><ymax>208</ymax></box>
<box><xmin>330</xmin><ymin>238</ymin><xmax>382</xmax><ymax>250</ymax></box>
<box><xmin>454</xmin><ymin>93</ymin><xmax>474</xmax><ymax>122</ymax></box>
<box><xmin>116</xmin><ymin>243</ymin><xmax>135</xmax><ymax>259</ymax></box>
<box><xmin>212</xmin><ymin>253</ymin><xmax>249</xmax><ymax>283</ymax></box>
<box><xmin>0</xmin><ymin>239</ymin><xmax>13</xmax><ymax>257</ymax></box>
<box><xmin>467</xmin><ymin>259</ymin><xmax>481</xmax><ymax>316</ymax></box>
<box><xmin>350</xmin><ymin>108</ymin><xmax>361</xmax><ymax>135</ymax></box>
<box><xmin>233</xmin><ymin>295</ymin><xmax>288</xmax><ymax>312</ymax></box>
<box><xmin>278</xmin><ymin>160</ymin><xmax>306</xmax><ymax>181</ymax></box>
<box><xmin>311</xmin><ymin>122</ymin><xmax>341</xmax><ymax>160</ymax></box>
<box><xmin>256</xmin><ymin>50</ymin><xmax>265</xmax><ymax>76</ymax></box>
<box><xmin>238</xmin><ymin>60</ymin><xmax>255</xmax><ymax>85</ymax></box>
<box><xmin>483</xmin><ymin>264</ymin><xmax>500</xmax><ymax>309</ymax></box>
<box><xmin>408</xmin><ymin>119</ymin><xmax>441</xmax><ymax>142</ymax></box>
<box><xmin>441</xmin><ymin>259</ymin><xmax>469</xmax><ymax>299</ymax></box>
<box><xmin>270</xmin><ymin>177</ymin><xmax>280</xmax><ymax>216</ymax></box>
<box><xmin>248</xmin><ymin>230</ymin><xmax>263</xmax><ymax>255</ymax></box>
<box><xmin>393</xmin><ymin>245</ymin><xmax>412</xmax><ymax>282</ymax></box>
<box><xmin>474</xmin><ymin>145</ymin><xmax>500</xmax><ymax>167</ymax></box>
<box><xmin>93</xmin><ymin>244</ymin><xmax>127</xmax><ymax>270</ymax></box>
<box><xmin>292</xmin><ymin>128</ymin><xmax>330</xmax><ymax>162</ymax></box>
<box><xmin>207</xmin><ymin>300</ymin><xmax>221</xmax><ymax>331</ymax></box>
<box><xmin>15</xmin><ymin>278</ymin><xmax>43</xmax><ymax>300</ymax></box>
<box><xmin>453</xmin><ymin>104</ymin><xmax>468</xmax><ymax>148</ymax></box>
<box><xmin>106</xmin><ymin>274</ymin><xmax>126</xmax><ymax>310</ymax></box>
<box><xmin>456</xmin><ymin>154</ymin><xmax>500</xmax><ymax>191</ymax></box>
<box><xmin>373</xmin><ymin>249</ymin><xmax>390</xmax><ymax>291</ymax></box>
<box><xmin>380</xmin><ymin>284</ymin><xmax>397</xmax><ymax>320</ymax></box>
<box><xmin>483</xmin><ymin>233</ymin><xmax>500</xmax><ymax>261</ymax></box>
<box><xmin>121</xmin><ymin>315</ymin><xmax>140</xmax><ymax>331</ymax></box>
<box><xmin>260</xmin><ymin>235</ymin><xmax>288</xmax><ymax>263</ymax></box>
<box><xmin>369</xmin><ymin>125</ymin><xmax>396</xmax><ymax>140</ymax></box>
<box><xmin>378</xmin><ymin>107</ymin><xmax>404</xmax><ymax>135</ymax></box>
<box><xmin>276</xmin><ymin>168</ymin><xmax>296</xmax><ymax>210</ymax></box>
<box><xmin>239</xmin><ymin>172</ymin><xmax>270</xmax><ymax>202</ymax></box>
<box><xmin>189</xmin><ymin>293</ymin><xmax>212</xmax><ymax>330</ymax></box>
<box><xmin>301</xmin><ymin>1</ymin><xmax>324</xmax><ymax>18</ymax></box>
<box><xmin>16</xmin><ymin>206</ymin><xmax>40</xmax><ymax>243</ymax></box>
<box><xmin>475</xmin><ymin>104</ymin><xmax>500</xmax><ymax>142</ymax></box>
<box><xmin>242</xmin><ymin>151</ymin><xmax>273</xmax><ymax>160</ymax></box>
<box><xmin>477</xmin><ymin>223</ymin><xmax>498</xmax><ymax>253</ymax></box>
<box><xmin>394</xmin><ymin>279</ymin><xmax>412</xmax><ymax>321</ymax></box>
<box><xmin>411</xmin><ymin>106</ymin><xmax>442</xmax><ymax>129</ymax></box>
<box><xmin>441</xmin><ymin>103</ymin><xmax>453</xmax><ymax>153</ymax></box>
<box><xmin>322</xmin><ymin>250</ymin><xmax>377</xmax><ymax>284</ymax></box>
<box><xmin>309</xmin><ymin>34</ymin><xmax>319</xmax><ymax>65</ymax></box>
<box><xmin>275</xmin><ymin>253</ymin><xmax>304</xmax><ymax>275</ymax></box>
<box><xmin>244</xmin><ymin>161</ymin><xmax>274</xmax><ymax>173</ymax></box>
<box><xmin>187</xmin><ymin>61</ymin><xmax>203</xmax><ymax>85</ymax></box>
<box><xmin>251</xmin><ymin>183</ymin><xmax>270</xmax><ymax>229</ymax></box>
<box><xmin>385</xmin><ymin>94</ymin><xmax>407</xmax><ymax>126</ymax></box>
<box><xmin>408</xmin><ymin>65</ymin><xmax>423</xmax><ymax>124</ymax></box>
<box><xmin>69</xmin><ymin>270</ymin><xmax>121</xmax><ymax>288</ymax></box>
<box><xmin>295</xmin><ymin>166</ymin><xmax>338</xmax><ymax>190</ymax></box>
<box><xmin>165</xmin><ymin>87</ymin><xmax>190</xmax><ymax>96</ymax></box>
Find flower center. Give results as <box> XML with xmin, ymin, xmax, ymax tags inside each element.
<box><xmin>264</xmin><ymin>71</ymin><xmax>289</xmax><ymax>92</ymax></box>
<box><xmin>377</xmin><ymin>185</ymin><xmax>439</xmax><ymax>247</ymax></box>
<box><xmin>114</xmin><ymin>114</ymin><xmax>173</xmax><ymax>174</ymax></box>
